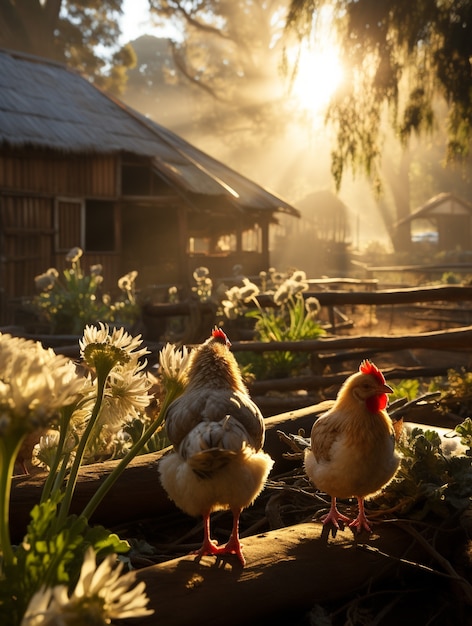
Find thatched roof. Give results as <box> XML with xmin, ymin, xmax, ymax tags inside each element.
<box><xmin>0</xmin><ymin>48</ymin><xmax>299</xmax><ymax>218</ymax></box>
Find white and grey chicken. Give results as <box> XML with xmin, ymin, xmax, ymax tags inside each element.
<box><xmin>158</xmin><ymin>328</ymin><xmax>273</xmax><ymax>566</ymax></box>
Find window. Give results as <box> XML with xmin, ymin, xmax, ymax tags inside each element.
<box><xmin>85</xmin><ymin>200</ymin><xmax>115</xmax><ymax>251</ymax></box>
<box><xmin>55</xmin><ymin>198</ymin><xmax>115</xmax><ymax>252</ymax></box>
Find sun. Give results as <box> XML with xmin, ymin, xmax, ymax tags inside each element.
<box><xmin>284</xmin><ymin>3</ymin><xmax>345</xmax><ymax>119</ymax></box>
<box><xmin>288</xmin><ymin>42</ymin><xmax>344</xmax><ymax>117</ymax></box>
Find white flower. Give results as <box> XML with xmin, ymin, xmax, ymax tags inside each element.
<box><xmin>224</xmin><ymin>285</ymin><xmax>242</xmax><ymax>305</ymax></box>
<box><xmin>239</xmin><ymin>278</ymin><xmax>260</xmax><ymax>302</ymax></box>
<box><xmin>99</xmin><ymin>362</ymin><xmax>153</xmax><ymax>432</ymax></box>
<box><xmin>117</xmin><ymin>271</ymin><xmax>138</xmax><ymax>292</ymax></box>
<box><xmin>158</xmin><ymin>343</ymin><xmax>190</xmax><ymax>387</ymax></box>
<box><xmin>273</xmin><ymin>282</ymin><xmax>290</xmax><ymax>306</ymax></box>
<box><xmin>79</xmin><ymin>324</ymin><xmax>149</xmax><ymax>373</ymax></box>
<box><xmin>34</xmin><ymin>268</ymin><xmax>59</xmax><ymax>291</ymax></box>
<box><xmin>291</xmin><ymin>270</ymin><xmax>307</xmax><ymax>282</ymax></box>
<box><xmin>193</xmin><ymin>266</ymin><xmax>209</xmax><ymax>281</ymax></box>
<box><xmin>305</xmin><ymin>296</ymin><xmax>321</xmax><ymax>317</ymax></box>
<box><xmin>21</xmin><ymin>548</ymin><xmax>153</xmax><ymax>625</ymax></box>
<box><xmin>90</xmin><ymin>264</ymin><xmax>103</xmax><ymax>277</ymax></box>
<box><xmin>31</xmin><ymin>429</ymin><xmax>75</xmax><ymax>470</ymax></box>
<box><xmin>65</xmin><ymin>247</ymin><xmax>83</xmax><ymax>263</ymax></box>
<box><xmin>0</xmin><ymin>334</ymin><xmax>85</xmax><ymax>437</ymax></box>
<box><xmin>221</xmin><ymin>300</ymin><xmax>238</xmax><ymax>320</ymax></box>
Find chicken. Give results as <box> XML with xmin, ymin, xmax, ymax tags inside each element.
<box><xmin>158</xmin><ymin>327</ymin><xmax>273</xmax><ymax>566</ymax></box>
<box><xmin>304</xmin><ymin>359</ymin><xmax>400</xmax><ymax>533</ymax></box>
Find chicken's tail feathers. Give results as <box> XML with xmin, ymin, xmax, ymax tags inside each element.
<box><xmin>187</xmin><ymin>447</ymin><xmax>249</xmax><ymax>478</ymax></box>
<box><xmin>179</xmin><ymin>416</ymin><xmax>254</xmax><ymax>478</ymax></box>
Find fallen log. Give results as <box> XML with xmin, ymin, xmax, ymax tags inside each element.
<box><xmin>9</xmin><ymin>404</ymin><xmax>328</xmax><ymax>542</ymax></box>
<box><xmin>141</xmin><ymin>285</ymin><xmax>472</xmax><ymax>316</ymax></box>
<box><xmin>304</xmin><ymin>284</ymin><xmax>472</xmax><ymax>306</ymax></box>
<box><xmin>10</xmin><ymin>397</ymin><xmax>460</xmax><ymax>545</ymax></box>
<box><xmin>230</xmin><ymin>324</ymin><xmax>472</xmax><ymax>353</ymax></box>
<box><xmin>248</xmin><ymin>365</ymin><xmax>455</xmax><ymax>395</ymax></box>
<box><xmin>130</xmin><ymin>521</ymin><xmax>451</xmax><ymax>626</ymax></box>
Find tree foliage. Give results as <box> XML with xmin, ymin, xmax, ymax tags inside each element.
<box><xmin>285</xmin><ymin>0</ymin><xmax>472</xmax><ymax>189</ymax></box>
<box><xmin>147</xmin><ymin>0</ymin><xmax>296</xmax><ymax>139</ymax></box>
<box><xmin>0</xmin><ymin>0</ymin><xmax>136</xmax><ymax>95</ymax></box>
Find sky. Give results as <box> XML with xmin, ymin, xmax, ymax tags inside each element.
<box><xmin>120</xmin><ymin>0</ymin><xmax>174</xmax><ymax>43</ymax></box>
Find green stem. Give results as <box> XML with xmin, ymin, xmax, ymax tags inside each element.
<box><xmin>40</xmin><ymin>406</ymin><xmax>74</xmax><ymax>504</ymax></box>
<box><xmin>55</xmin><ymin>374</ymin><xmax>107</xmax><ymax>529</ymax></box>
<box><xmin>81</xmin><ymin>387</ymin><xmax>177</xmax><ymax>521</ymax></box>
<box><xmin>51</xmin><ymin>451</ymin><xmax>72</xmax><ymax>497</ymax></box>
<box><xmin>0</xmin><ymin>435</ymin><xmax>24</xmax><ymax>570</ymax></box>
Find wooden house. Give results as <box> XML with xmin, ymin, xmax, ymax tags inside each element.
<box><xmin>396</xmin><ymin>192</ymin><xmax>472</xmax><ymax>252</ymax></box>
<box><xmin>0</xmin><ymin>48</ymin><xmax>299</xmax><ymax>325</ymax></box>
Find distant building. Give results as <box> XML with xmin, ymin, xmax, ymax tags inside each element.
<box><xmin>0</xmin><ymin>48</ymin><xmax>299</xmax><ymax>325</ymax></box>
<box><xmin>397</xmin><ymin>192</ymin><xmax>472</xmax><ymax>252</ymax></box>
<box><xmin>273</xmin><ymin>190</ymin><xmax>351</xmax><ymax>276</ymax></box>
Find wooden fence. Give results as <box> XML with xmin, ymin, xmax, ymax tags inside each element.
<box><xmin>4</xmin><ymin>283</ymin><xmax>471</xmax><ymax>415</ymax></box>
<box><xmin>142</xmin><ymin>284</ymin><xmax>472</xmax><ymax>412</ymax></box>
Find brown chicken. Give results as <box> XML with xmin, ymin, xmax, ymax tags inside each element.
<box><xmin>304</xmin><ymin>360</ymin><xmax>400</xmax><ymax>533</ymax></box>
<box><xmin>158</xmin><ymin>328</ymin><xmax>273</xmax><ymax>565</ymax></box>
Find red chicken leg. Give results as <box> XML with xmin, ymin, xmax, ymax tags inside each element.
<box><xmin>349</xmin><ymin>497</ymin><xmax>372</xmax><ymax>533</ymax></box>
<box><xmin>321</xmin><ymin>497</ymin><xmax>351</xmax><ymax>529</ymax></box>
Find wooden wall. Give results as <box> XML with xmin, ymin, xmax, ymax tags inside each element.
<box><xmin>0</xmin><ymin>195</ymin><xmax>53</xmax><ymax>299</ymax></box>
<box><xmin>0</xmin><ymin>149</ymin><xmax>121</xmax><ymax>324</ymax></box>
<box><xmin>0</xmin><ymin>149</ymin><xmax>117</xmax><ymax>197</ymax></box>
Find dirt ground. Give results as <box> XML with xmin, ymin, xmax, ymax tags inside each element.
<box><xmin>331</xmin><ymin>302</ymin><xmax>472</xmax><ymax>372</ymax></box>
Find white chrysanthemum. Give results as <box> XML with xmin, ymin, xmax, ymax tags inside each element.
<box><xmin>239</xmin><ymin>277</ymin><xmax>260</xmax><ymax>302</ymax></box>
<box><xmin>0</xmin><ymin>334</ymin><xmax>85</xmax><ymax>437</ymax></box>
<box><xmin>79</xmin><ymin>324</ymin><xmax>149</xmax><ymax>374</ymax></box>
<box><xmin>90</xmin><ymin>264</ymin><xmax>103</xmax><ymax>276</ymax></box>
<box><xmin>221</xmin><ymin>300</ymin><xmax>238</xmax><ymax>320</ymax></box>
<box><xmin>273</xmin><ymin>282</ymin><xmax>290</xmax><ymax>306</ymax></box>
<box><xmin>286</xmin><ymin>277</ymin><xmax>309</xmax><ymax>296</ymax></box>
<box><xmin>98</xmin><ymin>363</ymin><xmax>153</xmax><ymax>432</ymax></box>
<box><xmin>21</xmin><ymin>548</ymin><xmax>153</xmax><ymax>625</ymax></box>
<box><xmin>80</xmin><ymin>324</ymin><xmax>141</xmax><ymax>355</ymax></box>
<box><xmin>65</xmin><ymin>247</ymin><xmax>83</xmax><ymax>262</ymax></box>
<box><xmin>291</xmin><ymin>270</ymin><xmax>307</xmax><ymax>282</ymax></box>
<box><xmin>108</xmin><ymin>363</ymin><xmax>152</xmax><ymax>415</ymax></box>
<box><xmin>305</xmin><ymin>296</ymin><xmax>321</xmax><ymax>317</ymax></box>
<box><xmin>117</xmin><ymin>270</ymin><xmax>138</xmax><ymax>291</ymax></box>
<box><xmin>34</xmin><ymin>268</ymin><xmax>58</xmax><ymax>291</ymax></box>
<box><xmin>158</xmin><ymin>343</ymin><xmax>190</xmax><ymax>387</ymax></box>
<box><xmin>20</xmin><ymin>585</ymin><xmax>56</xmax><ymax>626</ymax></box>
<box><xmin>193</xmin><ymin>266</ymin><xmax>210</xmax><ymax>281</ymax></box>
<box><xmin>32</xmin><ymin>429</ymin><xmax>72</xmax><ymax>470</ymax></box>
<box><xmin>224</xmin><ymin>285</ymin><xmax>242</xmax><ymax>305</ymax></box>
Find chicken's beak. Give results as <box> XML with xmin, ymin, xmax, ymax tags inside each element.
<box><xmin>383</xmin><ymin>383</ymin><xmax>394</xmax><ymax>394</ymax></box>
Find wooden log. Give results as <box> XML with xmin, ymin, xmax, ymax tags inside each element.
<box><xmin>8</xmin><ymin>400</ymin><xmax>459</xmax><ymax>545</ymax></box>
<box><xmin>9</xmin><ymin>404</ymin><xmax>327</xmax><ymax>542</ymax></box>
<box><xmin>130</xmin><ymin>522</ymin><xmax>435</xmax><ymax>626</ymax></box>
<box><xmin>248</xmin><ymin>365</ymin><xmax>454</xmax><ymax>395</ymax></box>
<box><xmin>10</xmin><ymin>447</ymin><xmax>173</xmax><ymax>543</ymax></box>
<box><xmin>304</xmin><ymin>284</ymin><xmax>472</xmax><ymax>306</ymax></box>
<box><xmin>230</xmin><ymin>324</ymin><xmax>472</xmax><ymax>353</ymax></box>
<box><xmin>141</xmin><ymin>285</ymin><xmax>472</xmax><ymax>317</ymax></box>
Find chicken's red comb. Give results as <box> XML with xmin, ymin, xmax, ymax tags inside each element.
<box><xmin>211</xmin><ymin>327</ymin><xmax>231</xmax><ymax>346</ymax></box>
<box><xmin>359</xmin><ymin>359</ymin><xmax>385</xmax><ymax>385</ymax></box>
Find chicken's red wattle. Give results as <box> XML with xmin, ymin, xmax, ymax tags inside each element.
<box><xmin>365</xmin><ymin>393</ymin><xmax>388</xmax><ymax>413</ymax></box>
